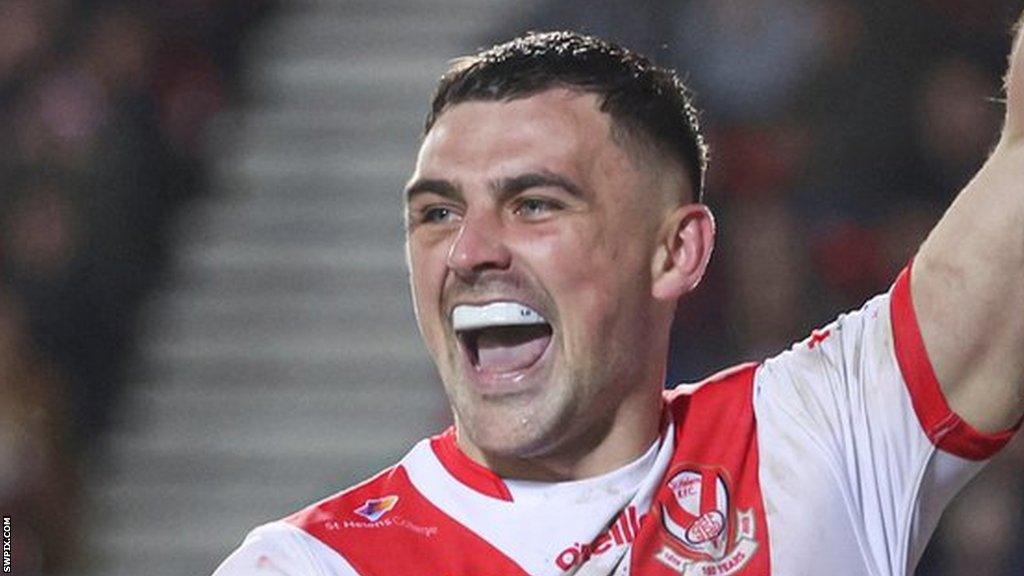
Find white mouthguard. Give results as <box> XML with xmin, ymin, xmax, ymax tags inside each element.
<box><xmin>452</xmin><ymin>302</ymin><xmax>549</xmax><ymax>332</ymax></box>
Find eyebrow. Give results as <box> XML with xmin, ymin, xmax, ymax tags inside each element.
<box><xmin>404</xmin><ymin>178</ymin><xmax>461</xmax><ymax>203</ymax></box>
<box><xmin>494</xmin><ymin>170</ymin><xmax>585</xmax><ymax>200</ymax></box>
<box><xmin>404</xmin><ymin>169</ymin><xmax>585</xmax><ymax>204</ymax></box>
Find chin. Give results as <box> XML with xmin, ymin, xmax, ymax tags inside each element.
<box><xmin>470</xmin><ymin>435</ymin><xmax>536</xmax><ymax>462</ymax></box>
<box><xmin>458</xmin><ymin>408</ymin><xmax>537</xmax><ymax>455</ymax></box>
<box><xmin>459</xmin><ymin>397</ymin><xmax>574</xmax><ymax>462</ymax></box>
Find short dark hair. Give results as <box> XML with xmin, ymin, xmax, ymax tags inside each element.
<box><xmin>426</xmin><ymin>30</ymin><xmax>708</xmax><ymax>202</ymax></box>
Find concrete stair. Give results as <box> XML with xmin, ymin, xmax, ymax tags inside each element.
<box><xmin>79</xmin><ymin>2</ymin><xmax>537</xmax><ymax>575</ymax></box>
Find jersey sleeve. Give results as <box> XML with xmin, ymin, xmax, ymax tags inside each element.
<box><xmin>754</xmin><ymin>265</ymin><xmax>1020</xmax><ymax>574</ymax></box>
<box><xmin>211</xmin><ymin>521</ymin><xmax>361</xmax><ymax>576</ymax></box>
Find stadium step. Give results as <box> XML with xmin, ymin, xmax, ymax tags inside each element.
<box><xmin>77</xmin><ymin>1</ymin><xmax>536</xmax><ymax>575</ymax></box>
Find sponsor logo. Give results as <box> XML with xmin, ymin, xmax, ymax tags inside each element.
<box><xmin>655</xmin><ymin>467</ymin><xmax>759</xmax><ymax>576</ymax></box>
<box><xmin>338</xmin><ymin>494</ymin><xmax>438</xmax><ymax>538</ymax></box>
<box><xmin>353</xmin><ymin>495</ymin><xmax>399</xmax><ymax>522</ymax></box>
<box><xmin>326</xmin><ymin>515</ymin><xmax>439</xmax><ymax>538</ymax></box>
<box><xmin>555</xmin><ymin>505</ymin><xmax>646</xmax><ymax>570</ymax></box>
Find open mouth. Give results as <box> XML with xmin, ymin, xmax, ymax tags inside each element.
<box><xmin>453</xmin><ymin>302</ymin><xmax>553</xmax><ymax>374</ymax></box>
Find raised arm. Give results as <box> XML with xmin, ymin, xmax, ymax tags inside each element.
<box><xmin>911</xmin><ymin>13</ymin><xmax>1024</xmax><ymax>433</ymax></box>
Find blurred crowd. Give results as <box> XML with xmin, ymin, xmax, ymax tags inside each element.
<box><xmin>516</xmin><ymin>0</ymin><xmax>1023</xmax><ymax>573</ymax></box>
<box><xmin>0</xmin><ymin>1</ymin><xmax>273</xmax><ymax>573</ymax></box>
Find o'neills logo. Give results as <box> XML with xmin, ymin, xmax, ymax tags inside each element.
<box><xmin>555</xmin><ymin>505</ymin><xmax>645</xmax><ymax>570</ymax></box>
<box><xmin>654</xmin><ymin>467</ymin><xmax>759</xmax><ymax>576</ymax></box>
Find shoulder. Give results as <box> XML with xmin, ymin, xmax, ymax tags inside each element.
<box><xmin>286</xmin><ymin>442</ymin><xmax>433</xmax><ymax>535</ymax></box>
<box><xmin>662</xmin><ymin>362</ymin><xmax>761</xmax><ymax>444</ymax></box>
<box><xmin>761</xmin><ymin>290</ymin><xmax>892</xmax><ymax>379</ymax></box>
<box><xmin>216</xmin><ymin>441</ymin><xmax>437</xmax><ymax>576</ymax></box>
<box><xmin>669</xmin><ymin>287</ymin><xmax>894</xmax><ymax>417</ymax></box>
<box><xmin>211</xmin><ymin>521</ymin><xmax>360</xmax><ymax>576</ymax></box>
<box><xmin>212</xmin><ymin>437</ymin><xmax>444</xmax><ymax>576</ymax></box>
<box><xmin>281</xmin><ymin>436</ymin><xmax>532</xmax><ymax>576</ymax></box>
<box><xmin>664</xmin><ymin>362</ymin><xmax>760</xmax><ymax>413</ymax></box>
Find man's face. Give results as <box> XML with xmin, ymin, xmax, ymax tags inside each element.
<box><xmin>405</xmin><ymin>90</ymin><xmax>673</xmax><ymax>467</ymax></box>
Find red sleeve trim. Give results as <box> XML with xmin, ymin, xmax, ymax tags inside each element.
<box><xmin>890</xmin><ymin>264</ymin><xmax>1021</xmax><ymax>461</ymax></box>
<box><xmin>429</xmin><ymin>427</ymin><xmax>513</xmax><ymax>502</ymax></box>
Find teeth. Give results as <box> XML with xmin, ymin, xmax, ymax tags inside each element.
<box><xmin>452</xmin><ymin>301</ymin><xmax>548</xmax><ymax>332</ymax></box>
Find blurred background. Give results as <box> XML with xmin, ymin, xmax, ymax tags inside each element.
<box><xmin>0</xmin><ymin>0</ymin><xmax>1021</xmax><ymax>574</ymax></box>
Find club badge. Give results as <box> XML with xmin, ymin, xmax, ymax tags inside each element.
<box><xmin>654</xmin><ymin>467</ymin><xmax>759</xmax><ymax>575</ymax></box>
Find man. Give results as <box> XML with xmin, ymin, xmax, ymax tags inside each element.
<box><xmin>213</xmin><ymin>20</ymin><xmax>1024</xmax><ymax>576</ymax></box>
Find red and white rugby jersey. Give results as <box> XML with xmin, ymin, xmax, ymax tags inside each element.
<box><xmin>212</xmin><ymin>266</ymin><xmax>1020</xmax><ymax>576</ymax></box>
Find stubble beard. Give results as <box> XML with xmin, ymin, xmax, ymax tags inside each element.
<box><xmin>442</xmin><ymin>354</ymin><xmax>586</xmax><ymax>463</ymax></box>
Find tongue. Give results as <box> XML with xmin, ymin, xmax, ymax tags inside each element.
<box><xmin>475</xmin><ymin>326</ymin><xmax>551</xmax><ymax>373</ymax></box>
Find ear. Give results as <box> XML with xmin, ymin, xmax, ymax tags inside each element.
<box><xmin>651</xmin><ymin>204</ymin><xmax>716</xmax><ymax>302</ymax></box>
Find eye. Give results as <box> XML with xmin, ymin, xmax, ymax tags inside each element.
<box><xmin>513</xmin><ymin>197</ymin><xmax>561</xmax><ymax>219</ymax></box>
<box><xmin>423</xmin><ymin>206</ymin><xmax>456</xmax><ymax>222</ymax></box>
<box><xmin>413</xmin><ymin>202</ymin><xmax>462</xmax><ymax>225</ymax></box>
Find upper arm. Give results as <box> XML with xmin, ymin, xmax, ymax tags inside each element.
<box><xmin>908</xmin><ymin>12</ymin><xmax>1024</xmax><ymax>433</ymax></box>
<box><xmin>1002</xmin><ymin>13</ymin><xmax>1024</xmax><ymax>141</ymax></box>
<box><xmin>909</xmin><ymin>251</ymin><xmax>1024</xmax><ymax>433</ymax></box>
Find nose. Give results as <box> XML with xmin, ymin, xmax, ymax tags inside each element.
<box><xmin>446</xmin><ymin>211</ymin><xmax>512</xmax><ymax>277</ymax></box>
